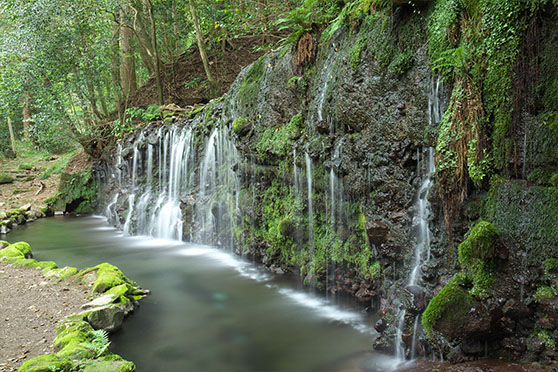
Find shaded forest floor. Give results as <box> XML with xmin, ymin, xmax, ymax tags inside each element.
<box><xmin>128</xmin><ymin>35</ymin><xmax>266</xmax><ymax>109</ymax></box>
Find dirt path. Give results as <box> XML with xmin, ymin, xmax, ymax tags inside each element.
<box><xmin>0</xmin><ymin>262</ymin><xmax>94</xmax><ymax>371</ymax></box>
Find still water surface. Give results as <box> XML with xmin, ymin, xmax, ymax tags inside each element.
<box><xmin>8</xmin><ymin>216</ymin><xmax>397</xmax><ymax>371</ymax></box>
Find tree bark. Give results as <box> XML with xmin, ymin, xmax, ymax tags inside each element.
<box><xmin>111</xmin><ymin>12</ymin><xmax>123</xmax><ymax>120</ymax></box>
<box><xmin>188</xmin><ymin>0</ymin><xmax>217</xmax><ymax>92</ymax></box>
<box><xmin>22</xmin><ymin>90</ymin><xmax>33</xmax><ymax>134</ymax></box>
<box><xmin>7</xmin><ymin>117</ymin><xmax>16</xmax><ymax>155</ymax></box>
<box><xmin>145</xmin><ymin>0</ymin><xmax>163</xmax><ymax>105</ymax></box>
<box><xmin>121</xmin><ymin>5</ymin><xmax>137</xmax><ymax>99</ymax></box>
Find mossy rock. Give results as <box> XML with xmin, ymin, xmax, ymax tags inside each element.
<box><xmin>18</xmin><ymin>163</ymin><xmax>34</xmax><ymax>170</ymax></box>
<box><xmin>0</xmin><ymin>240</ymin><xmax>10</xmax><ymax>248</ymax></box>
<box><xmin>8</xmin><ymin>241</ymin><xmax>31</xmax><ymax>257</ymax></box>
<box><xmin>232</xmin><ymin>117</ymin><xmax>251</xmax><ymax>136</ymax></box>
<box><xmin>6</xmin><ymin>208</ymin><xmax>26</xmax><ymax>218</ymax></box>
<box><xmin>45</xmin><ymin>266</ymin><xmax>79</xmax><ymax>279</ymax></box>
<box><xmin>422</xmin><ymin>273</ymin><xmax>474</xmax><ymax>335</ymax></box>
<box><xmin>9</xmin><ymin>258</ymin><xmax>40</xmax><ymax>269</ymax></box>
<box><xmin>81</xmin><ymin>356</ymin><xmax>135</xmax><ymax>372</ymax></box>
<box><xmin>80</xmin><ymin>263</ymin><xmax>137</xmax><ymax>293</ymax></box>
<box><xmin>0</xmin><ymin>246</ymin><xmax>25</xmax><ymax>258</ymax></box>
<box><xmin>38</xmin><ymin>261</ymin><xmax>59</xmax><ymax>272</ymax></box>
<box><xmin>18</xmin><ymin>353</ymin><xmax>73</xmax><ymax>372</ymax></box>
<box><xmin>0</xmin><ymin>173</ymin><xmax>14</xmax><ymax>184</ymax></box>
<box><xmin>278</xmin><ymin>217</ymin><xmax>296</xmax><ymax>238</ymax></box>
<box><xmin>458</xmin><ymin>221</ymin><xmax>500</xmax><ymax>268</ymax></box>
<box><xmin>54</xmin><ymin>320</ymin><xmax>96</xmax><ymax>349</ymax></box>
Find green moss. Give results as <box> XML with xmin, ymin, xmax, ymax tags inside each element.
<box><xmin>19</xmin><ymin>162</ymin><xmax>34</xmax><ymax>170</ymax></box>
<box><xmin>350</xmin><ymin>31</ymin><xmax>368</xmax><ymax>71</ymax></box>
<box><xmin>18</xmin><ymin>353</ymin><xmax>73</xmax><ymax>372</ymax></box>
<box><xmin>0</xmin><ymin>240</ymin><xmax>9</xmax><ymax>248</ymax></box>
<box><xmin>387</xmin><ymin>53</ymin><xmax>414</xmax><ymax>76</ymax></box>
<box><xmin>55</xmin><ymin>169</ymin><xmax>96</xmax><ymax>213</ymax></box>
<box><xmin>367</xmin><ymin>261</ymin><xmax>381</xmax><ymax>281</ymax></box>
<box><xmin>0</xmin><ymin>173</ymin><xmax>14</xmax><ymax>184</ymax></box>
<box><xmin>533</xmin><ymin>329</ymin><xmax>556</xmax><ymax>349</ymax></box>
<box><xmin>232</xmin><ymin>117</ymin><xmax>251</xmax><ymax>136</ymax></box>
<box><xmin>422</xmin><ymin>273</ymin><xmax>474</xmax><ymax>335</ymax></box>
<box><xmin>255</xmin><ymin>113</ymin><xmax>303</xmax><ymax>161</ymax></box>
<box><xmin>45</xmin><ymin>266</ymin><xmax>79</xmax><ymax>279</ymax></box>
<box><xmin>38</xmin><ymin>261</ymin><xmax>59</xmax><ymax>272</ymax></box>
<box><xmin>481</xmin><ymin>181</ymin><xmax>558</xmax><ymax>265</ymax></box>
<box><xmin>8</xmin><ymin>241</ymin><xmax>31</xmax><ymax>256</ymax></box>
<box><xmin>238</xmin><ymin>56</ymin><xmax>267</xmax><ymax>113</ymax></box>
<box><xmin>80</xmin><ymin>263</ymin><xmax>137</xmax><ymax>294</ymax></box>
<box><xmin>535</xmin><ymin>285</ymin><xmax>558</xmax><ymax>301</ymax></box>
<box><xmin>0</xmin><ymin>245</ymin><xmax>24</xmax><ymax>258</ymax></box>
<box><xmin>9</xmin><ymin>258</ymin><xmax>40</xmax><ymax>269</ymax></box>
<box><xmin>81</xmin><ymin>357</ymin><xmax>135</xmax><ymax>372</ymax></box>
<box><xmin>458</xmin><ymin>221</ymin><xmax>499</xmax><ymax>267</ymax></box>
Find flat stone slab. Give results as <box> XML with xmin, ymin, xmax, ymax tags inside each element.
<box><xmin>81</xmin><ymin>293</ymin><xmax>117</xmax><ymax>309</ymax></box>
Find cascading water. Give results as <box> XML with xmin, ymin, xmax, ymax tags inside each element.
<box><xmin>394</xmin><ymin>76</ymin><xmax>443</xmax><ymax>363</ymax></box>
<box><xmin>305</xmin><ymin>152</ymin><xmax>314</xmax><ymax>251</ymax></box>
<box><xmin>106</xmin><ymin>125</ymin><xmax>197</xmax><ymax>241</ymax></box>
<box><xmin>196</xmin><ymin>126</ymin><xmax>241</xmax><ymax>247</ymax></box>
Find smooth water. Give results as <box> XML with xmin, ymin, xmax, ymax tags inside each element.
<box><xmin>7</xmin><ymin>216</ymin><xmax>398</xmax><ymax>372</ymax></box>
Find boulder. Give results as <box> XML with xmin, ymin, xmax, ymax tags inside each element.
<box><xmin>86</xmin><ymin>304</ymin><xmax>126</xmax><ymax>332</ymax></box>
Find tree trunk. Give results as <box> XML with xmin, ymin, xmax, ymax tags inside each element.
<box><xmin>7</xmin><ymin>117</ymin><xmax>16</xmax><ymax>155</ymax></box>
<box><xmin>145</xmin><ymin>0</ymin><xmax>163</xmax><ymax>105</ymax></box>
<box><xmin>188</xmin><ymin>0</ymin><xmax>217</xmax><ymax>92</ymax></box>
<box><xmin>172</xmin><ymin>0</ymin><xmax>180</xmax><ymax>55</ymax></box>
<box><xmin>111</xmin><ymin>12</ymin><xmax>123</xmax><ymax>121</ymax></box>
<box><xmin>121</xmin><ymin>6</ymin><xmax>137</xmax><ymax>100</ymax></box>
<box><xmin>22</xmin><ymin>90</ymin><xmax>33</xmax><ymax>134</ymax></box>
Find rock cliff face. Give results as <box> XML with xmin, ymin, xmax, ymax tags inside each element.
<box><xmin>94</xmin><ymin>1</ymin><xmax>558</xmax><ymax>366</ymax></box>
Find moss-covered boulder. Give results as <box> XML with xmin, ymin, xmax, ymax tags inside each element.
<box><xmin>458</xmin><ymin>221</ymin><xmax>500</xmax><ymax>267</ymax></box>
<box><xmin>8</xmin><ymin>241</ymin><xmax>32</xmax><ymax>258</ymax></box>
<box><xmin>18</xmin><ymin>354</ymin><xmax>73</xmax><ymax>372</ymax></box>
<box><xmin>79</xmin><ymin>263</ymin><xmax>138</xmax><ymax>294</ymax></box>
<box><xmin>0</xmin><ymin>245</ymin><xmax>25</xmax><ymax>259</ymax></box>
<box><xmin>457</xmin><ymin>221</ymin><xmax>501</xmax><ymax>299</ymax></box>
<box><xmin>0</xmin><ymin>173</ymin><xmax>14</xmax><ymax>184</ymax></box>
<box><xmin>81</xmin><ymin>356</ymin><xmax>135</xmax><ymax>372</ymax></box>
<box><xmin>422</xmin><ymin>273</ymin><xmax>477</xmax><ymax>336</ymax></box>
<box><xmin>0</xmin><ymin>240</ymin><xmax>9</xmax><ymax>248</ymax></box>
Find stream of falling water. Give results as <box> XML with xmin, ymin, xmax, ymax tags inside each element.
<box><xmin>394</xmin><ymin>76</ymin><xmax>443</xmax><ymax>363</ymax></box>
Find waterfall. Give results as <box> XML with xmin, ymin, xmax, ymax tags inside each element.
<box><xmin>311</xmin><ymin>43</ymin><xmax>340</xmax><ymax>134</ymax></box>
<box><xmin>394</xmin><ymin>77</ymin><xmax>443</xmax><ymax>362</ymax></box>
<box><xmin>197</xmin><ymin>126</ymin><xmax>241</xmax><ymax>247</ymax></box>
<box><xmin>408</xmin><ymin>147</ymin><xmax>435</xmax><ymax>286</ymax></box>
<box><xmin>305</xmin><ymin>152</ymin><xmax>314</xmax><ymax>251</ymax></box>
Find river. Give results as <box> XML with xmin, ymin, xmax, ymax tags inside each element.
<box><xmin>7</xmin><ymin>215</ymin><xmax>397</xmax><ymax>371</ymax></box>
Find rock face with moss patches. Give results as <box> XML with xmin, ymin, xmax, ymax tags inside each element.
<box><xmin>94</xmin><ymin>0</ymin><xmax>558</xmax><ymax>366</ymax></box>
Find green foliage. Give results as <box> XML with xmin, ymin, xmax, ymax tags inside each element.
<box><xmin>533</xmin><ymin>330</ymin><xmax>556</xmax><ymax>349</ymax></box>
<box><xmin>55</xmin><ymin>169</ymin><xmax>96</xmax><ymax>213</ymax></box>
<box><xmin>535</xmin><ymin>285</ymin><xmax>558</xmax><ymax>301</ymax></box>
<box><xmin>422</xmin><ymin>273</ymin><xmax>474</xmax><ymax>335</ymax></box>
<box><xmin>387</xmin><ymin>53</ymin><xmax>415</xmax><ymax>77</ymax></box>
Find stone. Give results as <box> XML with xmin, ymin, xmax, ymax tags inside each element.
<box><xmin>375</xmin><ymin>318</ymin><xmax>387</xmax><ymax>333</ymax></box>
<box><xmin>86</xmin><ymin>304</ymin><xmax>126</xmax><ymax>332</ymax></box>
<box><xmin>81</xmin><ymin>293</ymin><xmax>119</xmax><ymax>310</ymax></box>
<box><xmin>366</xmin><ymin>220</ymin><xmax>389</xmax><ymax>245</ymax></box>
<box><xmin>18</xmin><ymin>354</ymin><xmax>73</xmax><ymax>372</ymax></box>
<box><xmin>81</xmin><ymin>358</ymin><xmax>135</xmax><ymax>372</ymax></box>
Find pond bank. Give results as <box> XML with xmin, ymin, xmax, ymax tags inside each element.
<box><xmin>0</xmin><ymin>240</ymin><xmax>147</xmax><ymax>372</ymax></box>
